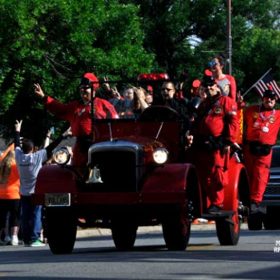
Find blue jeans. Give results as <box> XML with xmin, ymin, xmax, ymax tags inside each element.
<box><xmin>20</xmin><ymin>196</ymin><xmax>42</xmax><ymax>244</ymax></box>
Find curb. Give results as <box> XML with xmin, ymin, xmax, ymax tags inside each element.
<box><xmin>77</xmin><ymin>224</ymin><xmax>248</xmax><ymax>238</ymax></box>
<box><xmin>76</xmin><ymin>223</ymin><xmax>248</xmax><ymax>238</ymax></box>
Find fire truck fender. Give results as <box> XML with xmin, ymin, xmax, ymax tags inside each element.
<box><xmin>142</xmin><ymin>163</ymin><xmax>202</xmax><ymax>215</ymax></box>
<box><xmin>224</xmin><ymin>158</ymin><xmax>250</xmax><ymax>211</ymax></box>
<box><xmin>35</xmin><ymin>165</ymin><xmax>79</xmax><ymax>195</ymax></box>
<box><xmin>142</xmin><ymin>163</ymin><xmax>194</xmax><ymax>192</ymax></box>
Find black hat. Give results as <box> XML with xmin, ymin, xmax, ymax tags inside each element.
<box><xmin>263</xmin><ymin>89</ymin><xmax>276</xmax><ymax>99</ymax></box>
<box><xmin>202</xmin><ymin>73</ymin><xmax>215</xmax><ymax>87</ymax></box>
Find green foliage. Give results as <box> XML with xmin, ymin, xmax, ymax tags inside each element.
<box><xmin>0</xmin><ymin>0</ymin><xmax>280</xmax><ymax>145</ymax></box>
<box><xmin>0</xmin><ymin>0</ymin><xmax>154</xmax><ymax>143</ymax></box>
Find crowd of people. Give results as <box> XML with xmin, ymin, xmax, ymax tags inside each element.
<box><xmin>1</xmin><ymin>54</ymin><xmax>279</xmax><ymax>245</ymax></box>
<box><xmin>0</xmin><ymin>121</ymin><xmax>69</xmax><ymax>246</ymax></box>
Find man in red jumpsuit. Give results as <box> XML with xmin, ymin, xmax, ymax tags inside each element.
<box><xmin>243</xmin><ymin>89</ymin><xmax>280</xmax><ymax>213</ymax></box>
<box><xmin>34</xmin><ymin>72</ymin><xmax>118</xmax><ymax>167</ymax></box>
<box><xmin>190</xmin><ymin>74</ymin><xmax>238</xmax><ymax>214</ymax></box>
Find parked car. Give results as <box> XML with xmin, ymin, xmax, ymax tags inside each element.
<box><xmin>33</xmin><ymin>106</ymin><xmax>249</xmax><ymax>254</ymax></box>
<box><xmin>262</xmin><ymin>145</ymin><xmax>280</xmax><ymax>229</ymax></box>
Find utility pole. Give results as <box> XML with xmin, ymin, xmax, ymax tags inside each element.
<box><xmin>226</xmin><ymin>0</ymin><xmax>232</xmax><ymax>75</ymax></box>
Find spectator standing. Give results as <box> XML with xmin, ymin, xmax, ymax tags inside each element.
<box><xmin>34</xmin><ymin>72</ymin><xmax>119</xmax><ymax>167</ymax></box>
<box><xmin>209</xmin><ymin>55</ymin><xmax>237</xmax><ymax>101</ymax></box>
<box><xmin>243</xmin><ymin>89</ymin><xmax>280</xmax><ymax>213</ymax></box>
<box><xmin>14</xmin><ymin>120</ymin><xmax>63</xmax><ymax>246</ymax></box>
<box><xmin>0</xmin><ymin>144</ymin><xmax>20</xmax><ymax>246</ymax></box>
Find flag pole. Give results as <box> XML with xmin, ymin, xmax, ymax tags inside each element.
<box><xmin>242</xmin><ymin>68</ymin><xmax>272</xmax><ymax>97</ymax></box>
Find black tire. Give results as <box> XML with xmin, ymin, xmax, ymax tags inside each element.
<box><xmin>45</xmin><ymin>207</ymin><xmax>77</xmax><ymax>254</ymax></box>
<box><xmin>247</xmin><ymin>212</ymin><xmax>263</xmax><ymax>230</ymax></box>
<box><xmin>162</xmin><ymin>205</ymin><xmax>191</xmax><ymax>251</ymax></box>
<box><xmin>216</xmin><ymin>213</ymin><xmax>241</xmax><ymax>245</ymax></box>
<box><xmin>111</xmin><ymin>220</ymin><xmax>138</xmax><ymax>251</ymax></box>
<box><xmin>263</xmin><ymin>206</ymin><xmax>280</xmax><ymax>230</ymax></box>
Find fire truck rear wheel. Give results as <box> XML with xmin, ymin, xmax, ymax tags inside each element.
<box><xmin>215</xmin><ymin>213</ymin><xmax>241</xmax><ymax>245</ymax></box>
<box><xmin>162</xmin><ymin>205</ymin><xmax>191</xmax><ymax>251</ymax></box>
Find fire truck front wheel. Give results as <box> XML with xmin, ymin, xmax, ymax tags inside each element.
<box><xmin>111</xmin><ymin>219</ymin><xmax>138</xmax><ymax>251</ymax></box>
<box><xmin>45</xmin><ymin>207</ymin><xmax>77</xmax><ymax>254</ymax></box>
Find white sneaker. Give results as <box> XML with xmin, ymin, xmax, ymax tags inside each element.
<box><xmin>11</xmin><ymin>235</ymin><xmax>19</xmax><ymax>246</ymax></box>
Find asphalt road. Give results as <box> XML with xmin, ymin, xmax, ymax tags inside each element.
<box><xmin>0</xmin><ymin>223</ymin><xmax>279</xmax><ymax>280</ymax></box>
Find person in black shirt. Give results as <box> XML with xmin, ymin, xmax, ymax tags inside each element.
<box><xmin>160</xmin><ymin>82</ymin><xmax>191</xmax><ymax>127</ymax></box>
<box><xmin>159</xmin><ymin>81</ymin><xmax>194</xmax><ymax>149</ymax></box>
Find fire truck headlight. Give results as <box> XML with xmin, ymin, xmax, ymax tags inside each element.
<box><xmin>152</xmin><ymin>148</ymin><xmax>168</xmax><ymax>164</ymax></box>
<box><xmin>53</xmin><ymin>147</ymin><xmax>71</xmax><ymax>165</ymax></box>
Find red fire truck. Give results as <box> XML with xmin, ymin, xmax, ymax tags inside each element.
<box><xmin>33</xmin><ymin>103</ymin><xmax>250</xmax><ymax>254</ymax></box>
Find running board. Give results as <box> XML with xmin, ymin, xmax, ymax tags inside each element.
<box><xmin>202</xmin><ymin>211</ymin><xmax>235</xmax><ymax>224</ymax></box>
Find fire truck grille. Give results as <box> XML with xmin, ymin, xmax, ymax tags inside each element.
<box><xmin>91</xmin><ymin>150</ymin><xmax>137</xmax><ymax>192</ymax></box>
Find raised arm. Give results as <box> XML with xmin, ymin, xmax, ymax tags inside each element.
<box><xmin>34</xmin><ymin>83</ymin><xmax>45</xmax><ymax>99</ymax></box>
<box><xmin>14</xmin><ymin>120</ymin><xmax>22</xmax><ymax>148</ymax></box>
<box><xmin>34</xmin><ymin>83</ymin><xmax>75</xmax><ymax>121</ymax></box>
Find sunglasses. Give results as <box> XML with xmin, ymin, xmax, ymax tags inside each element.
<box><xmin>161</xmin><ymin>88</ymin><xmax>174</xmax><ymax>91</ymax></box>
<box><xmin>208</xmin><ymin>60</ymin><xmax>218</xmax><ymax>68</ymax></box>
<box><xmin>79</xmin><ymin>85</ymin><xmax>91</xmax><ymax>90</ymax></box>
<box><xmin>263</xmin><ymin>96</ymin><xmax>276</xmax><ymax>100</ymax></box>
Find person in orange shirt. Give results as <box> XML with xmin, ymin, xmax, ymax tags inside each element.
<box><xmin>0</xmin><ymin>144</ymin><xmax>20</xmax><ymax>246</ymax></box>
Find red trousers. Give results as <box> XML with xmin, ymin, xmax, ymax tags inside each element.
<box><xmin>243</xmin><ymin>145</ymin><xmax>272</xmax><ymax>204</ymax></box>
<box><xmin>194</xmin><ymin>149</ymin><xmax>229</xmax><ymax>207</ymax></box>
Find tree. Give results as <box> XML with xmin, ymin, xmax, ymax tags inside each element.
<box><xmin>1</xmin><ymin>0</ymin><xmax>280</xmax><ymax>145</ymax></box>
<box><xmin>0</xmin><ymin>0</ymin><xmax>154</xmax><ymax>144</ymax></box>
<box><xmin>124</xmin><ymin>0</ymin><xmax>280</xmax><ymax>98</ymax></box>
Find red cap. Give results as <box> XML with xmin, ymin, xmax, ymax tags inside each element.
<box><xmin>82</xmin><ymin>73</ymin><xmax>99</xmax><ymax>90</ymax></box>
<box><xmin>204</xmin><ymin>69</ymin><xmax>213</xmax><ymax>77</ymax></box>
<box><xmin>192</xmin><ymin>79</ymin><xmax>201</xmax><ymax>88</ymax></box>
<box><xmin>147</xmin><ymin>85</ymin><xmax>153</xmax><ymax>93</ymax></box>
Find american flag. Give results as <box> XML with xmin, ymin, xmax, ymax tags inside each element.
<box><xmin>254</xmin><ymin>68</ymin><xmax>280</xmax><ymax>98</ymax></box>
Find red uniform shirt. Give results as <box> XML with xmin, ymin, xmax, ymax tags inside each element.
<box><xmin>45</xmin><ymin>96</ymin><xmax>119</xmax><ymax>136</ymax></box>
<box><xmin>196</xmin><ymin>95</ymin><xmax>238</xmax><ymax>143</ymax></box>
<box><xmin>244</xmin><ymin>105</ymin><xmax>280</xmax><ymax>145</ymax></box>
